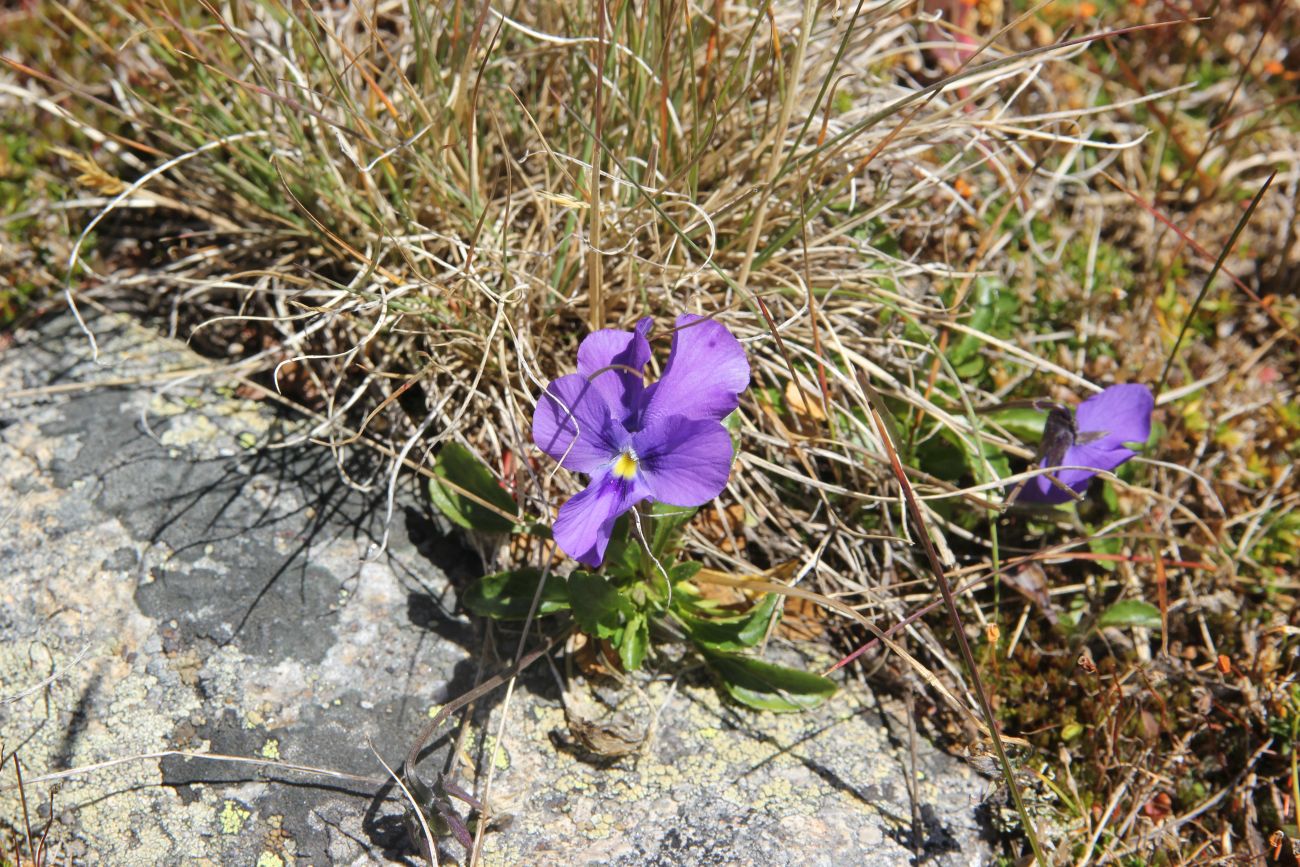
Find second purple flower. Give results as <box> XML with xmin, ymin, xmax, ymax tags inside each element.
<box><xmin>1016</xmin><ymin>383</ymin><xmax>1155</xmax><ymax>504</ymax></box>
<box><xmin>532</xmin><ymin>314</ymin><xmax>750</xmax><ymax>567</ymax></box>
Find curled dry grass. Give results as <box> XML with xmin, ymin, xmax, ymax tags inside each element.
<box><xmin>2</xmin><ymin>0</ymin><xmax>1298</xmax><ymax>861</ymax></box>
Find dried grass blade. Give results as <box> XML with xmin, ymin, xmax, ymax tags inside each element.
<box><xmin>1156</xmin><ymin>169</ymin><xmax>1278</xmax><ymax>393</ymax></box>
<box><xmin>856</xmin><ymin>371</ymin><xmax>1046</xmax><ymax>864</ymax></box>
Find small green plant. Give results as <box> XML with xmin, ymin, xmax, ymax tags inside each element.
<box><xmin>432</xmin><ymin>315</ymin><xmax>836</xmax><ymax>712</ymax></box>
<box><xmin>456</xmin><ymin>500</ymin><xmax>834</xmax><ymax>712</ymax></box>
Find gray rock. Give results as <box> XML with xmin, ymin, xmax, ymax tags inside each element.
<box><xmin>0</xmin><ymin>313</ymin><xmax>993</xmax><ymax>865</ymax></box>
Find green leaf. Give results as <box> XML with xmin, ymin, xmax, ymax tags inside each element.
<box><xmin>976</xmin><ymin>450</ymin><xmax>1012</xmax><ymax>488</ymax></box>
<box><xmin>1102</xmin><ymin>479</ymin><xmax>1121</xmax><ymax>513</ymax></box>
<box><xmin>680</xmin><ymin>593</ymin><xmax>780</xmax><ymax>652</ymax></box>
<box><xmin>934</xmin><ymin>426</ymin><xmax>1010</xmax><ymax>488</ymax></box>
<box><xmin>602</xmin><ymin>529</ymin><xmax>642</xmax><ymax>581</ymax></box>
<box><xmin>735</xmin><ymin>593</ymin><xmax>781</xmax><ymax>645</ymax></box>
<box><xmin>702</xmin><ymin>650</ymin><xmax>837</xmax><ymax>712</ymax></box>
<box><xmin>912</xmin><ymin>411</ymin><xmax>1010</xmax><ymax>488</ymax></box>
<box><xmin>986</xmin><ymin>407</ymin><xmax>1048</xmax><ymax>441</ymax></box>
<box><xmin>947</xmin><ymin>278</ymin><xmax>999</xmax><ymax>367</ymax></box>
<box><xmin>462</xmin><ymin>568</ymin><xmax>569</xmax><ymax>620</ymax></box>
<box><xmin>567</xmin><ymin>571</ymin><xmax>630</xmax><ymax>639</ymax></box>
<box><xmin>954</xmin><ymin>356</ymin><xmax>986</xmax><ymax>379</ymax></box>
<box><xmin>618</xmin><ymin>613</ymin><xmax>649</xmax><ymax>671</ymax></box>
<box><xmin>1096</xmin><ymin>599</ymin><xmax>1162</xmax><ymax>631</ymax></box>
<box><xmin>668</xmin><ymin>560</ymin><xmax>702</xmax><ymax>585</ymax></box>
<box><xmin>1055</xmin><ymin>594</ymin><xmax>1089</xmax><ymax>635</ymax></box>
<box><xmin>428</xmin><ymin>443</ymin><xmax>517</xmax><ymax>532</ymax></box>
<box><xmin>648</xmin><ymin>501</ymin><xmax>698</xmax><ymax>559</ymax></box>
<box><xmin>1088</xmin><ymin>533</ymin><xmax>1123</xmax><ymax>571</ymax></box>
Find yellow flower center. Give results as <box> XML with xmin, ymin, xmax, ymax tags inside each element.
<box><xmin>611</xmin><ymin>451</ymin><xmax>638</xmax><ymax>479</ymax></box>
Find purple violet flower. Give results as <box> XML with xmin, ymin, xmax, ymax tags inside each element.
<box><xmin>532</xmin><ymin>314</ymin><xmax>750</xmax><ymax>566</ymax></box>
<box><xmin>1017</xmin><ymin>383</ymin><xmax>1155</xmax><ymax>504</ymax></box>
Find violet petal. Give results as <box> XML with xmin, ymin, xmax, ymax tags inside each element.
<box><xmin>1017</xmin><ymin>383</ymin><xmax>1152</xmax><ymax>505</ymax></box>
<box><xmin>1074</xmin><ymin>383</ymin><xmax>1154</xmax><ymax>449</ymax></box>
<box><xmin>577</xmin><ymin>319</ymin><xmax>653</xmax><ymax>422</ymax></box>
<box><xmin>552</xmin><ymin>471</ymin><xmax>650</xmax><ymax>566</ymax></box>
<box><xmin>532</xmin><ymin>373</ymin><xmax>628</xmax><ymax>473</ymax></box>
<box><xmin>638</xmin><ymin>314</ymin><xmax>749</xmax><ymax>426</ymax></box>
<box><xmin>632</xmin><ymin>415</ymin><xmax>735</xmax><ymax>507</ymax></box>
<box><xmin>1020</xmin><ymin>441</ymin><xmax>1136</xmax><ymax>504</ymax></box>
<box><xmin>1018</xmin><ymin>469</ymin><xmax>1084</xmax><ymax>505</ymax></box>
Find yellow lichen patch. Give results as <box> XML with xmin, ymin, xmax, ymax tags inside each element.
<box><xmin>159</xmin><ymin>413</ymin><xmax>221</xmax><ymax>449</ymax></box>
<box><xmin>219</xmin><ymin>800</ymin><xmax>251</xmax><ymax>835</ymax></box>
<box><xmin>255</xmin><ymin>853</ymin><xmax>284</xmax><ymax>867</ymax></box>
<box><xmin>261</xmin><ymin>738</ymin><xmax>280</xmax><ymax>760</ymax></box>
<box><xmin>148</xmin><ymin>394</ymin><xmax>192</xmax><ymax>418</ymax></box>
<box><xmin>755</xmin><ymin>777</ymin><xmax>809</xmax><ymax>814</ymax></box>
<box><xmin>482</xmin><ymin>734</ymin><xmax>511</xmax><ymax>770</ymax></box>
